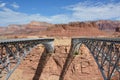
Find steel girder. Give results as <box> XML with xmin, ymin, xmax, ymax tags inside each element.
<box><xmin>70</xmin><ymin>38</ymin><xmax>120</xmax><ymax>80</ymax></box>
<box><xmin>0</xmin><ymin>38</ymin><xmax>54</xmax><ymax>80</ymax></box>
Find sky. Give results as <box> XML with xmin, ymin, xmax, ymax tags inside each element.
<box><xmin>0</xmin><ymin>0</ymin><xmax>120</xmax><ymax>26</ymax></box>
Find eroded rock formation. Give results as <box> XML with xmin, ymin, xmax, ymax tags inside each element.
<box><xmin>0</xmin><ymin>20</ymin><xmax>120</xmax><ymax>38</ymax></box>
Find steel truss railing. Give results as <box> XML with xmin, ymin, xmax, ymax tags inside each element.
<box><xmin>70</xmin><ymin>38</ymin><xmax>120</xmax><ymax>80</ymax></box>
<box><xmin>0</xmin><ymin>38</ymin><xmax>54</xmax><ymax>80</ymax></box>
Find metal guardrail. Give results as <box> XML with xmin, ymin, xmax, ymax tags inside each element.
<box><xmin>0</xmin><ymin>38</ymin><xmax>54</xmax><ymax>80</ymax></box>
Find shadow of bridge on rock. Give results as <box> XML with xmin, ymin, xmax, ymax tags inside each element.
<box><xmin>32</xmin><ymin>49</ymin><xmax>52</xmax><ymax>80</ymax></box>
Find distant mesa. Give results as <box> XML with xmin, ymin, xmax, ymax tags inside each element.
<box><xmin>0</xmin><ymin>20</ymin><xmax>119</xmax><ymax>38</ymax></box>
<box><xmin>96</xmin><ymin>20</ymin><xmax>120</xmax><ymax>31</ymax></box>
<box><xmin>29</xmin><ymin>21</ymin><xmax>53</xmax><ymax>26</ymax></box>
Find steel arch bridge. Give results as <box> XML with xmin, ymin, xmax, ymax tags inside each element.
<box><xmin>0</xmin><ymin>38</ymin><xmax>119</xmax><ymax>80</ymax></box>
<box><xmin>0</xmin><ymin>38</ymin><xmax>54</xmax><ymax>80</ymax></box>
<box><xmin>60</xmin><ymin>38</ymin><xmax>120</xmax><ymax>80</ymax></box>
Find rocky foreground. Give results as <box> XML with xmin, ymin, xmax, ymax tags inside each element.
<box><xmin>8</xmin><ymin>38</ymin><xmax>102</xmax><ymax>80</ymax></box>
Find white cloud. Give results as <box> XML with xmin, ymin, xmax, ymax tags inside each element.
<box><xmin>116</xmin><ymin>17</ymin><xmax>120</xmax><ymax>20</ymax></box>
<box><xmin>0</xmin><ymin>1</ymin><xmax>120</xmax><ymax>26</ymax></box>
<box><xmin>0</xmin><ymin>2</ymin><xmax>6</xmax><ymax>7</ymax></box>
<box><xmin>0</xmin><ymin>8</ymin><xmax>45</xmax><ymax>25</ymax></box>
<box><xmin>49</xmin><ymin>15</ymin><xmax>72</xmax><ymax>23</ymax></box>
<box><xmin>0</xmin><ymin>7</ymin><xmax>71</xmax><ymax>26</ymax></box>
<box><xmin>11</xmin><ymin>2</ymin><xmax>19</xmax><ymax>9</ymax></box>
<box><xmin>65</xmin><ymin>1</ymin><xmax>120</xmax><ymax>21</ymax></box>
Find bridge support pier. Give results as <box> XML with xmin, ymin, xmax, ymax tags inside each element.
<box><xmin>70</xmin><ymin>38</ymin><xmax>82</xmax><ymax>55</ymax></box>
<box><xmin>43</xmin><ymin>41</ymin><xmax>54</xmax><ymax>53</ymax></box>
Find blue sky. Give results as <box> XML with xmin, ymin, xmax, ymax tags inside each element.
<box><xmin>0</xmin><ymin>0</ymin><xmax>120</xmax><ymax>26</ymax></box>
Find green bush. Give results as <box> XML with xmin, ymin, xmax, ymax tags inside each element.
<box><xmin>74</xmin><ymin>51</ymin><xmax>79</xmax><ymax>55</ymax></box>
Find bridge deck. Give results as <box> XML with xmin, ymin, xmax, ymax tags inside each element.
<box><xmin>0</xmin><ymin>38</ymin><xmax>54</xmax><ymax>43</ymax></box>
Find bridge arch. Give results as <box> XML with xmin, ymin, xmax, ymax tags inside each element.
<box><xmin>0</xmin><ymin>38</ymin><xmax>54</xmax><ymax>80</ymax></box>
<box><xmin>60</xmin><ymin>38</ymin><xmax>120</xmax><ymax>80</ymax></box>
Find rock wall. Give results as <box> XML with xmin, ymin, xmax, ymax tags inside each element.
<box><xmin>44</xmin><ymin>21</ymin><xmax>108</xmax><ymax>37</ymax></box>
<box><xmin>0</xmin><ymin>20</ymin><xmax>120</xmax><ymax>38</ymax></box>
<box><xmin>96</xmin><ymin>20</ymin><xmax>120</xmax><ymax>32</ymax></box>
